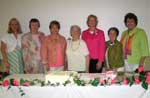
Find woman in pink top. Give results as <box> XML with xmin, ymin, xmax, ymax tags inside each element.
<box><xmin>82</xmin><ymin>15</ymin><xmax>105</xmax><ymax>73</ymax></box>
<box><xmin>41</xmin><ymin>20</ymin><xmax>67</xmax><ymax>72</ymax></box>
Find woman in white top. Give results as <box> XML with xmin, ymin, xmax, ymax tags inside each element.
<box><xmin>1</xmin><ymin>18</ymin><xmax>24</xmax><ymax>74</ymax></box>
<box><xmin>66</xmin><ymin>25</ymin><xmax>89</xmax><ymax>72</ymax></box>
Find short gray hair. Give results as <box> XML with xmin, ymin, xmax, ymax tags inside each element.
<box><xmin>70</xmin><ymin>25</ymin><xmax>81</xmax><ymax>36</ymax></box>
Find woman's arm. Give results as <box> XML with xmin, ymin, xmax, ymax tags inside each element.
<box><xmin>40</xmin><ymin>37</ymin><xmax>49</xmax><ymax>72</ymax></box>
<box><xmin>39</xmin><ymin>32</ymin><xmax>45</xmax><ymax>43</ymax></box>
<box><xmin>63</xmin><ymin>39</ymin><xmax>67</xmax><ymax>71</ymax></box>
<box><xmin>139</xmin><ymin>30</ymin><xmax>149</xmax><ymax>56</ymax></box>
<box><xmin>116</xmin><ymin>44</ymin><xmax>124</xmax><ymax>68</ymax></box>
<box><xmin>1</xmin><ymin>41</ymin><xmax>10</xmax><ymax>71</ymax></box>
<box><xmin>85</xmin><ymin>55</ymin><xmax>89</xmax><ymax>73</ymax></box>
<box><xmin>65</xmin><ymin>56</ymin><xmax>68</xmax><ymax>71</ymax></box>
<box><xmin>97</xmin><ymin>32</ymin><xmax>105</xmax><ymax>70</ymax></box>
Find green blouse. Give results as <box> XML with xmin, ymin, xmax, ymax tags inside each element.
<box><xmin>121</xmin><ymin>27</ymin><xmax>149</xmax><ymax>64</ymax></box>
<box><xmin>105</xmin><ymin>40</ymin><xmax>124</xmax><ymax>69</ymax></box>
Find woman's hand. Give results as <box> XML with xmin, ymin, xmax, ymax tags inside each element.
<box><xmin>25</xmin><ymin>66</ymin><xmax>32</xmax><ymax>73</ymax></box>
<box><xmin>39</xmin><ymin>33</ymin><xmax>45</xmax><ymax>42</ymax></box>
<box><xmin>85</xmin><ymin>70</ymin><xmax>89</xmax><ymax>73</ymax></box>
<box><xmin>21</xmin><ymin>39</ymin><xmax>29</xmax><ymax>49</ymax></box>
<box><xmin>96</xmin><ymin>61</ymin><xmax>102</xmax><ymax>70</ymax></box>
<box><xmin>4</xmin><ymin>61</ymin><xmax>10</xmax><ymax>67</ymax></box>
<box><xmin>105</xmin><ymin>68</ymin><xmax>112</xmax><ymax>71</ymax></box>
<box><xmin>43</xmin><ymin>64</ymin><xmax>49</xmax><ymax>73</ymax></box>
<box><xmin>3</xmin><ymin>61</ymin><xmax>10</xmax><ymax>73</ymax></box>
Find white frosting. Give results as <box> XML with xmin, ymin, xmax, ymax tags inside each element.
<box><xmin>45</xmin><ymin>71</ymin><xmax>77</xmax><ymax>84</ymax></box>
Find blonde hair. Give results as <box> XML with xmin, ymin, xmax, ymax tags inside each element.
<box><xmin>8</xmin><ymin>18</ymin><xmax>22</xmax><ymax>34</ymax></box>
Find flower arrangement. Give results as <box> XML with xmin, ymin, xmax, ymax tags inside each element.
<box><xmin>0</xmin><ymin>66</ymin><xmax>150</xmax><ymax>97</ymax></box>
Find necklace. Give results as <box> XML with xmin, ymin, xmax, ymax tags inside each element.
<box><xmin>51</xmin><ymin>35</ymin><xmax>60</xmax><ymax>44</ymax></box>
<box><xmin>70</xmin><ymin>40</ymin><xmax>80</xmax><ymax>51</ymax></box>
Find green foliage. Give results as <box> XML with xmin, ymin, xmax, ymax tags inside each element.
<box><xmin>142</xmin><ymin>81</ymin><xmax>148</xmax><ymax>90</ymax></box>
<box><xmin>91</xmin><ymin>78</ymin><xmax>100</xmax><ymax>86</ymax></box>
<box><xmin>1</xmin><ymin>70</ymin><xmax>150</xmax><ymax>97</ymax></box>
<box><xmin>128</xmin><ymin>76</ymin><xmax>134</xmax><ymax>86</ymax></box>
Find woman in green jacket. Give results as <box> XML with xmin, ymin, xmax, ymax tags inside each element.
<box><xmin>120</xmin><ymin>13</ymin><xmax>149</xmax><ymax>72</ymax></box>
<box><xmin>105</xmin><ymin>27</ymin><xmax>124</xmax><ymax>71</ymax></box>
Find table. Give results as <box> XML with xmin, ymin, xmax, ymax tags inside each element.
<box><xmin>0</xmin><ymin>85</ymin><xmax>150</xmax><ymax>98</ymax></box>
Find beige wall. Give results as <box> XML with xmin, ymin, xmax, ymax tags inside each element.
<box><xmin>0</xmin><ymin>0</ymin><xmax>149</xmax><ymax>40</ymax></box>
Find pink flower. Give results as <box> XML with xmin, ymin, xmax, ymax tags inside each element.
<box><xmin>138</xmin><ymin>66</ymin><xmax>144</xmax><ymax>73</ymax></box>
<box><xmin>13</xmin><ymin>79</ymin><xmax>19</xmax><ymax>86</ymax></box>
<box><xmin>0</xmin><ymin>74</ymin><xmax>2</xmax><ymax>78</ymax></box>
<box><xmin>23</xmin><ymin>82</ymin><xmax>30</xmax><ymax>86</ymax></box>
<box><xmin>123</xmin><ymin>77</ymin><xmax>128</xmax><ymax>85</ymax></box>
<box><xmin>146</xmin><ymin>72</ymin><xmax>150</xmax><ymax>77</ymax></box>
<box><xmin>111</xmin><ymin>77</ymin><xmax>118</xmax><ymax>84</ymax></box>
<box><xmin>2</xmin><ymin>80</ymin><xmax>9</xmax><ymax>87</ymax></box>
<box><xmin>100</xmin><ymin>79</ymin><xmax>105</xmax><ymax>85</ymax></box>
<box><xmin>134</xmin><ymin>76</ymin><xmax>140</xmax><ymax>84</ymax></box>
<box><xmin>145</xmin><ymin>75</ymin><xmax>150</xmax><ymax>84</ymax></box>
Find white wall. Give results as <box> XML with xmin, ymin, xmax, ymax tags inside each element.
<box><xmin>0</xmin><ymin>0</ymin><xmax>150</xmax><ymax>41</ymax></box>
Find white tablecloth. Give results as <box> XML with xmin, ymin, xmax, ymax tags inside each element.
<box><xmin>0</xmin><ymin>85</ymin><xmax>150</xmax><ymax>98</ymax></box>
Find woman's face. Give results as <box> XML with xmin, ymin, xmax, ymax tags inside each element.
<box><xmin>87</xmin><ymin>17</ymin><xmax>97</xmax><ymax>28</ymax></box>
<box><xmin>71</xmin><ymin>27</ymin><xmax>80</xmax><ymax>40</ymax></box>
<box><xmin>50</xmin><ymin>25</ymin><xmax>59</xmax><ymax>35</ymax></box>
<box><xmin>30</xmin><ymin>22</ymin><xmax>39</xmax><ymax>34</ymax></box>
<box><xmin>108</xmin><ymin>30</ymin><xmax>117</xmax><ymax>42</ymax></box>
<box><xmin>10</xmin><ymin>20</ymin><xmax>19</xmax><ymax>33</ymax></box>
<box><xmin>126</xmin><ymin>18</ymin><xmax>136</xmax><ymax>30</ymax></box>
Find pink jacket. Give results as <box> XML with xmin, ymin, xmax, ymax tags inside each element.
<box><xmin>82</xmin><ymin>28</ymin><xmax>105</xmax><ymax>62</ymax></box>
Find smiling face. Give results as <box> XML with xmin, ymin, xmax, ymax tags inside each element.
<box><xmin>10</xmin><ymin>20</ymin><xmax>19</xmax><ymax>33</ymax></box>
<box><xmin>126</xmin><ymin>18</ymin><xmax>136</xmax><ymax>30</ymax></box>
<box><xmin>30</xmin><ymin>22</ymin><xmax>39</xmax><ymax>34</ymax></box>
<box><xmin>108</xmin><ymin>30</ymin><xmax>117</xmax><ymax>42</ymax></box>
<box><xmin>71</xmin><ymin>26</ymin><xmax>80</xmax><ymax>40</ymax></box>
<box><xmin>87</xmin><ymin>17</ymin><xmax>97</xmax><ymax>28</ymax></box>
<box><xmin>50</xmin><ymin>24</ymin><xmax>59</xmax><ymax>35</ymax></box>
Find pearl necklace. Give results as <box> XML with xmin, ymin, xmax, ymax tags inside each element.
<box><xmin>70</xmin><ymin>40</ymin><xmax>80</xmax><ymax>51</ymax></box>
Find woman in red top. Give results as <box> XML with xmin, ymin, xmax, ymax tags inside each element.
<box><xmin>82</xmin><ymin>15</ymin><xmax>105</xmax><ymax>73</ymax></box>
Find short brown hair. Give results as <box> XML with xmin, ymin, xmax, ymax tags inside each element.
<box><xmin>124</xmin><ymin>13</ymin><xmax>138</xmax><ymax>26</ymax></box>
<box><xmin>29</xmin><ymin>18</ymin><xmax>40</xmax><ymax>28</ymax></box>
<box><xmin>49</xmin><ymin>20</ymin><xmax>60</xmax><ymax>30</ymax></box>
<box><xmin>8</xmin><ymin>18</ymin><xmax>22</xmax><ymax>34</ymax></box>
<box><xmin>108</xmin><ymin>27</ymin><xmax>119</xmax><ymax>36</ymax></box>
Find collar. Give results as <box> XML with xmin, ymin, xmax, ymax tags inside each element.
<box><xmin>87</xmin><ymin>28</ymin><xmax>99</xmax><ymax>35</ymax></box>
<box><xmin>126</xmin><ymin>27</ymin><xmax>137</xmax><ymax>36</ymax></box>
<box><xmin>108</xmin><ymin>40</ymin><xmax>118</xmax><ymax>46</ymax></box>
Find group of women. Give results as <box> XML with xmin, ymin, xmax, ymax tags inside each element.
<box><xmin>0</xmin><ymin>12</ymin><xmax>149</xmax><ymax>75</ymax></box>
